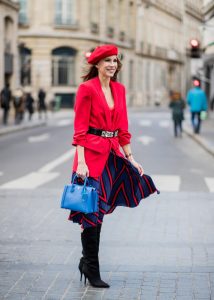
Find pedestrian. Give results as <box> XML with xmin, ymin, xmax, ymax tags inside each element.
<box><xmin>38</xmin><ymin>88</ymin><xmax>47</xmax><ymax>119</ymax></box>
<box><xmin>13</xmin><ymin>88</ymin><xmax>25</xmax><ymax>124</ymax></box>
<box><xmin>169</xmin><ymin>91</ymin><xmax>185</xmax><ymax>137</ymax></box>
<box><xmin>25</xmin><ymin>92</ymin><xmax>34</xmax><ymax>121</ymax></box>
<box><xmin>0</xmin><ymin>83</ymin><xmax>12</xmax><ymax>125</ymax></box>
<box><xmin>186</xmin><ymin>79</ymin><xmax>208</xmax><ymax>134</ymax></box>
<box><xmin>210</xmin><ymin>94</ymin><xmax>214</xmax><ymax>111</ymax></box>
<box><xmin>68</xmin><ymin>44</ymin><xmax>159</xmax><ymax>288</ymax></box>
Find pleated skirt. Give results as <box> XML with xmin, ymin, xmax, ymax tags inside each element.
<box><xmin>68</xmin><ymin>151</ymin><xmax>159</xmax><ymax>229</ymax></box>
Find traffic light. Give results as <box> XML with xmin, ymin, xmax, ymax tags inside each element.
<box><xmin>190</xmin><ymin>39</ymin><xmax>201</xmax><ymax>58</ymax></box>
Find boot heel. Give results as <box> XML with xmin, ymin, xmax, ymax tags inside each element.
<box><xmin>80</xmin><ymin>270</ymin><xmax>83</xmax><ymax>281</ymax></box>
<box><xmin>84</xmin><ymin>274</ymin><xmax>87</xmax><ymax>285</ymax></box>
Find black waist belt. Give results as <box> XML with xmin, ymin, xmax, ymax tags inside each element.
<box><xmin>88</xmin><ymin>127</ymin><xmax>118</xmax><ymax>138</ymax></box>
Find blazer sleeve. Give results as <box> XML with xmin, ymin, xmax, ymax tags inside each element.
<box><xmin>118</xmin><ymin>86</ymin><xmax>132</xmax><ymax>146</ymax></box>
<box><xmin>72</xmin><ymin>84</ymin><xmax>91</xmax><ymax>147</ymax></box>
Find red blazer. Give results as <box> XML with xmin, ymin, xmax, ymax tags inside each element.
<box><xmin>72</xmin><ymin>76</ymin><xmax>131</xmax><ymax>177</ymax></box>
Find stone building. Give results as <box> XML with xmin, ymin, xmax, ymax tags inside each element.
<box><xmin>202</xmin><ymin>0</ymin><xmax>214</xmax><ymax>109</ymax></box>
<box><xmin>15</xmin><ymin>0</ymin><xmax>203</xmax><ymax>107</ymax></box>
<box><xmin>0</xmin><ymin>0</ymin><xmax>19</xmax><ymax>91</ymax></box>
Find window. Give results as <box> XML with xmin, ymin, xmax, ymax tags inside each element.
<box><xmin>19</xmin><ymin>0</ymin><xmax>28</xmax><ymax>24</ymax></box>
<box><xmin>55</xmin><ymin>0</ymin><xmax>77</xmax><ymax>25</ymax></box>
<box><xmin>52</xmin><ymin>47</ymin><xmax>76</xmax><ymax>86</ymax></box>
<box><xmin>20</xmin><ymin>47</ymin><xmax>31</xmax><ymax>86</ymax></box>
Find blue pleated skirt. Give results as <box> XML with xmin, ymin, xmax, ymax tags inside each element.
<box><xmin>68</xmin><ymin>151</ymin><xmax>159</xmax><ymax>228</ymax></box>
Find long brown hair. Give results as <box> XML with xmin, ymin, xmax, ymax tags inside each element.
<box><xmin>82</xmin><ymin>58</ymin><xmax>122</xmax><ymax>82</ymax></box>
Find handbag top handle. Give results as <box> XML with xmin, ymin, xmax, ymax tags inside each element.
<box><xmin>72</xmin><ymin>175</ymin><xmax>89</xmax><ymax>192</ymax></box>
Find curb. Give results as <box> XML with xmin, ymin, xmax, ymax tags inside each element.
<box><xmin>183</xmin><ymin>126</ymin><xmax>214</xmax><ymax>157</ymax></box>
<box><xmin>0</xmin><ymin>120</ymin><xmax>46</xmax><ymax>136</ymax></box>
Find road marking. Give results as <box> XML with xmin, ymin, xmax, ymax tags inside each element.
<box><xmin>205</xmin><ymin>177</ymin><xmax>214</xmax><ymax>192</ymax></box>
<box><xmin>159</xmin><ymin>120</ymin><xmax>170</xmax><ymax>128</ymax></box>
<box><xmin>139</xmin><ymin>120</ymin><xmax>152</xmax><ymax>127</ymax></box>
<box><xmin>0</xmin><ymin>149</ymin><xmax>76</xmax><ymax>189</ymax></box>
<box><xmin>152</xmin><ymin>175</ymin><xmax>181</xmax><ymax>192</ymax></box>
<box><xmin>137</xmin><ymin>136</ymin><xmax>155</xmax><ymax>145</ymax></box>
<box><xmin>28</xmin><ymin>133</ymin><xmax>50</xmax><ymax>143</ymax></box>
<box><xmin>0</xmin><ymin>172</ymin><xmax>59</xmax><ymax>189</ymax></box>
<box><xmin>56</xmin><ymin>119</ymin><xmax>72</xmax><ymax>127</ymax></box>
<box><xmin>39</xmin><ymin>148</ymin><xmax>75</xmax><ymax>173</ymax></box>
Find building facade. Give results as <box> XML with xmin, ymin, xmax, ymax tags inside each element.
<box><xmin>15</xmin><ymin>0</ymin><xmax>203</xmax><ymax>107</ymax></box>
<box><xmin>0</xmin><ymin>0</ymin><xmax>19</xmax><ymax>91</ymax></box>
<box><xmin>202</xmin><ymin>0</ymin><xmax>214</xmax><ymax>109</ymax></box>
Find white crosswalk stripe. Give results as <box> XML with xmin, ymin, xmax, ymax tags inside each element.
<box><xmin>28</xmin><ymin>133</ymin><xmax>50</xmax><ymax>143</ymax></box>
<box><xmin>138</xmin><ymin>119</ymin><xmax>171</xmax><ymax>128</ymax></box>
<box><xmin>139</xmin><ymin>120</ymin><xmax>152</xmax><ymax>127</ymax></box>
<box><xmin>136</xmin><ymin>136</ymin><xmax>155</xmax><ymax>146</ymax></box>
<box><xmin>158</xmin><ymin>120</ymin><xmax>170</xmax><ymax>128</ymax></box>
<box><xmin>151</xmin><ymin>175</ymin><xmax>181</xmax><ymax>192</ymax></box>
<box><xmin>204</xmin><ymin>177</ymin><xmax>214</xmax><ymax>193</ymax></box>
<box><xmin>0</xmin><ymin>149</ymin><xmax>75</xmax><ymax>190</ymax></box>
<box><xmin>56</xmin><ymin>119</ymin><xmax>72</xmax><ymax>127</ymax></box>
<box><xmin>0</xmin><ymin>172</ymin><xmax>59</xmax><ymax>189</ymax></box>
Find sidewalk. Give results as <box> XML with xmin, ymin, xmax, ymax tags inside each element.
<box><xmin>0</xmin><ymin>109</ymin><xmax>74</xmax><ymax>136</ymax></box>
<box><xmin>183</xmin><ymin>111</ymin><xmax>214</xmax><ymax>157</ymax></box>
<box><xmin>0</xmin><ymin>189</ymin><xmax>214</xmax><ymax>299</ymax></box>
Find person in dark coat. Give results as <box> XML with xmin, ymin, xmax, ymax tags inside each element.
<box><xmin>25</xmin><ymin>92</ymin><xmax>34</xmax><ymax>121</ymax></box>
<box><xmin>0</xmin><ymin>83</ymin><xmax>12</xmax><ymax>125</ymax></box>
<box><xmin>38</xmin><ymin>88</ymin><xmax>47</xmax><ymax>119</ymax></box>
<box><xmin>67</xmin><ymin>44</ymin><xmax>159</xmax><ymax>288</ymax></box>
<box><xmin>169</xmin><ymin>91</ymin><xmax>185</xmax><ymax>137</ymax></box>
<box><xmin>13</xmin><ymin>88</ymin><xmax>25</xmax><ymax>124</ymax></box>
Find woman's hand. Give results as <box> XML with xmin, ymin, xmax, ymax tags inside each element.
<box><xmin>128</xmin><ymin>157</ymin><xmax>144</xmax><ymax>176</ymax></box>
<box><xmin>76</xmin><ymin>161</ymin><xmax>89</xmax><ymax>179</ymax></box>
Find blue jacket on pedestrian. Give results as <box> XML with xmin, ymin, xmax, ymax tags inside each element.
<box><xmin>187</xmin><ymin>87</ymin><xmax>208</xmax><ymax>112</ymax></box>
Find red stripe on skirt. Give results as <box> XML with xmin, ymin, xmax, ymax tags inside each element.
<box><xmin>126</xmin><ymin>166</ymin><xmax>139</xmax><ymax>206</ymax></box>
<box><xmin>111</xmin><ymin>185</ymin><xmax>122</xmax><ymax>207</ymax></box>
<box><xmin>83</xmin><ymin>215</ymin><xmax>96</xmax><ymax>226</ymax></box>
<box><xmin>100</xmin><ymin>177</ymin><xmax>107</xmax><ymax>203</ymax></box>
<box><xmin>68</xmin><ymin>211</ymin><xmax>79</xmax><ymax>220</ymax></box>
<box><xmin>99</xmin><ymin>207</ymin><xmax>106</xmax><ymax>214</ymax></box>
<box><xmin>143</xmin><ymin>175</ymin><xmax>153</xmax><ymax>193</ymax></box>
<box><xmin>113</xmin><ymin>165</ymin><xmax>126</xmax><ymax>185</ymax></box>
<box><xmin>132</xmin><ymin>169</ymin><xmax>145</xmax><ymax>198</ymax></box>
<box><xmin>121</xmin><ymin>183</ymin><xmax>130</xmax><ymax>207</ymax></box>
<box><xmin>106</xmin><ymin>163</ymin><xmax>113</xmax><ymax>187</ymax></box>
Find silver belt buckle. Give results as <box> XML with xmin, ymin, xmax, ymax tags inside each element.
<box><xmin>106</xmin><ymin>131</ymin><xmax>113</xmax><ymax>137</ymax></box>
<box><xmin>101</xmin><ymin>130</ymin><xmax>112</xmax><ymax>137</ymax></box>
<box><xmin>101</xmin><ymin>130</ymin><xmax>118</xmax><ymax>138</ymax></box>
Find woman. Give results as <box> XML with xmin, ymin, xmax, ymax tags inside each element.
<box><xmin>169</xmin><ymin>91</ymin><xmax>185</xmax><ymax>137</ymax></box>
<box><xmin>69</xmin><ymin>44</ymin><xmax>159</xmax><ymax>288</ymax></box>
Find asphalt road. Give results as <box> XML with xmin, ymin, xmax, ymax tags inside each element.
<box><xmin>0</xmin><ymin>109</ymin><xmax>213</xmax><ymax>192</ymax></box>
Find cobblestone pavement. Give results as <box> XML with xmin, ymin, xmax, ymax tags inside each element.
<box><xmin>0</xmin><ymin>189</ymin><xmax>214</xmax><ymax>299</ymax></box>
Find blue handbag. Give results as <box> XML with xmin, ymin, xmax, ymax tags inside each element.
<box><xmin>60</xmin><ymin>175</ymin><xmax>98</xmax><ymax>214</ymax></box>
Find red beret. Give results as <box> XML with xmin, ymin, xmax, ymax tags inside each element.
<box><xmin>87</xmin><ymin>44</ymin><xmax>118</xmax><ymax>64</ymax></box>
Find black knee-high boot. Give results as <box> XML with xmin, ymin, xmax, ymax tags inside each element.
<box><xmin>79</xmin><ymin>226</ymin><xmax>109</xmax><ymax>288</ymax></box>
<box><xmin>79</xmin><ymin>224</ymin><xmax>102</xmax><ymax>276</ymax></box>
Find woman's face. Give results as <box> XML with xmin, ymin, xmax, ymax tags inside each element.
<box><xmin>96</xmin><ymin>55</ymin><xmax>118</xmax><ymax>78</ymax></box>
